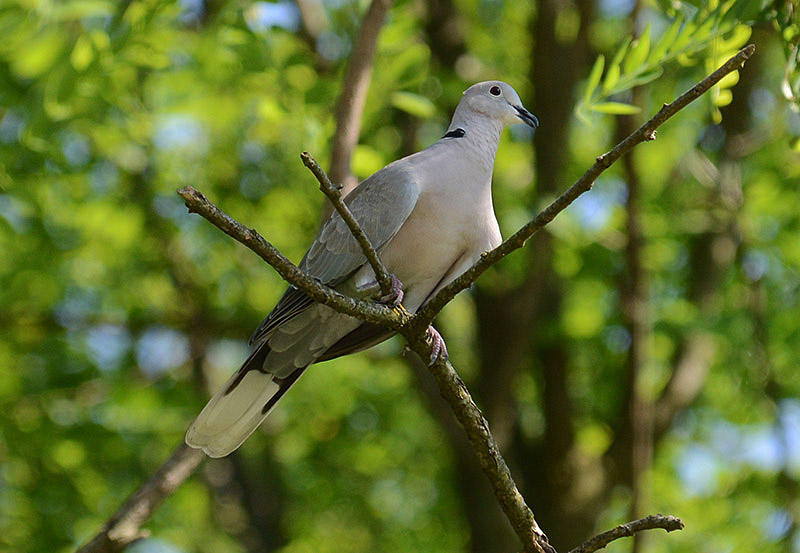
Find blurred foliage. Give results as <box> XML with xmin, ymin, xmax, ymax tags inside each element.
<box><xmin>1</xmin><ymin>1</ymin><xmax>799</xmax><ymax>553</ymax></box>
<box><xmin>578</xmin><ymin>0</ymin><xmax>756</xmax><ymax>121</ymax></box>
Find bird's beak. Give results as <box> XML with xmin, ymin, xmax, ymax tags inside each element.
<box><xmin>514</xmin><ymin>105</ymin><xmax>539</xmax><ymax>129</ymax></box>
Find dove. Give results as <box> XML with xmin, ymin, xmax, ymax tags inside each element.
<box><xmin>186</xmin><ymin>80</ymin><xmax>538</xmax><ymax>457</ymax></box>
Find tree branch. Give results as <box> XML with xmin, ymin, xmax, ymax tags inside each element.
<box><xmin>567</xmin><ymin>515</ymin><xmax>684</xmax><ymax>553</ymax></box>
<box><xmin>77</xmin><ymin>444</ymin><xmax>206</xmax><ymax>553</ymax></box>
<box><xmin>415</xmin><ymin>44</ymin><xmax>756</xmax><ymax>325</ymax></box>
<box><xmin>301</xmin><ymin>151</ymin><xmax>393</xmax><ymax>297</ymax></box>
<box><xmin>79</xmin><ymin>45</ymin><xmax>753</xmax><ymax>553</ymax></box>
<box><xmin>403</xmin><ymin>332</ymin><xmax>555</xmax><ymax>553</ymax></box>
<box><xmin>175</xmin><ymin>186</ymin><xmax>407</xmax><ymax>331</ymax></box>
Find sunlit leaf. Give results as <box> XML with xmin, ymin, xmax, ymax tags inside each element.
<box><xmin>717</xmin><ymin>68</ymin><xmax>740</xmax><ymax>89</ymax></box>
<box><xmin>624</xmin><ymin>22</ymin><xmax>651</xmax><ymax>73</ymax></box>
<box><xmin>584</xmin><ymin>55</ymin><xmax>604</xmax><ymax>103</ymax></box>
<box><xmin>390</xmin><ymin>91</ymin><xmax>436</xmax><ymax>118</ymax></box>
<box><xmin>590</xmin><ymin>101</ymin><xmax>641</xmax><ymax>115</ymax></box>
<box><xmin>70</xmin><ymin>34</ymin><xmax>94</xmax><ymax>72</ymax></box>
<box><xmin>610</xmin><ymin>36</ymin><xmax>632</xmax><ymax>70</ymax></box>
<box><xmin>713</xmin><ymin>88</ymin><xmax>733</xmax><ymax>106</ymax></box>
<box><xmin>602</xmin><ymin>63</ymin><xmax>620</xmax><ymax>94</ymax></box>
<box><xmin>716</xmin><ymin>24</ymin><xmax>752</xmax><ymax>52</ymax></box>
<box><xmin>10</xmin><ymin>31</ymin><xmax>65</xmax><ymax>78</ymax></box>
<box><xmin>651</xmin><ymin>15</ymin><xmax>684</xmax><ymax>61</ymax></box>
<box><xmin>352</xmin><ymin>144</ymin><xmax>386</xmax><ymax>178</ymax></box>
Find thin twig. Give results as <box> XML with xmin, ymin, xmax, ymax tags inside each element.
<box><xmin>77</xmin><ymin>444</ymin><xmax>206</xmax><ymax>553</ymax></box>
<box><xmin>415</xmin><ymin>44</ymin><xmax>756</xmax><ymax>325</ymax></box>
<box><xmin>328</xmin><ymin>0</ymin><xmax>394</xmax><ymax>199</ymax></box>
<box><xmin>301</xmin><ymin>151</ymin><xmax>394</xmax><ymax>297</ymax></box>
<box><xmin>568</xmin><ymin>514</ymin><xmax>684</xmax><ymax>553</ymax></box>
<box><xmin>175</xmin><ymin>186</ymin><xmax>407</xmax><ymax>330</ymax></box>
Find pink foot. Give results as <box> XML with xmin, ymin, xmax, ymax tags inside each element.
<box><xmin>425</xmin><ymin>325</ymin><xmax>448</xmax><ymax>365</ymax></box>
<box><xmin>378</xmin><ymin>274</ymin><xmax>405</xmax><ymax>306</ymax></box>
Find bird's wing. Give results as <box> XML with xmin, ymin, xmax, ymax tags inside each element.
<box><xmin>249</xmin><ymin>163</ymin><xmax>420</xmax><ymax>345</ymax></box>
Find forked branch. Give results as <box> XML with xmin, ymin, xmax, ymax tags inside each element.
<box><xmin>301</xmin><ymin>151</ymin><xmax>394</xmax><ymax>298</ymax></box>
<box><xmin>78</xmin><ymin>45</ymin><xmax>754</xmax><ymax>553</ymax></box>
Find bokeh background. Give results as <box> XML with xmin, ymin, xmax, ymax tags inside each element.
<box><xmin>2</xmin><ymin>0</ymin><xmax>800</xmax><ymax>552</ymax></box>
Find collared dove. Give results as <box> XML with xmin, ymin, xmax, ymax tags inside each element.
<box><xmin>186</xmin><ymin>81</ymin><xmax>538</xmax><ymax>457</ymax></box>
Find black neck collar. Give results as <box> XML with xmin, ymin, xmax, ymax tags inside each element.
<box><xmin>443</xmin><ymin>127</ymin><xmax>466</xmax><ymax>139</ymax></box>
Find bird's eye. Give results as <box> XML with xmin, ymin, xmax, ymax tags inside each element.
<box><xmin>489</xmin><ymin>86</ymin><xmax>501</xmax><ymax>96</ymax></box>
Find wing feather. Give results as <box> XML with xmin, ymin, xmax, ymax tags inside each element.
<box><xmin>249</xmin><ymin>163</ymin><xmax>419</xmax><ymax>345</ymax></box>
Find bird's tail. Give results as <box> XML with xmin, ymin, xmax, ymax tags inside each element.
<box><xmin>186</xmin><ymin>346</ymin><xmax>305</xmax><ymax>458</ymax></box>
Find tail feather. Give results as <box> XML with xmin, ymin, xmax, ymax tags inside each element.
<box><xmin>186</xmin><ymin>346</ymin><xmax>306</xmax><ymax>458</ymax></box>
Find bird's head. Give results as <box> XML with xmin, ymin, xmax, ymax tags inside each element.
<box><xmin>459</xmin><ymin>81</ymin><xmax>539</xmax><ymax>130</ymax></box>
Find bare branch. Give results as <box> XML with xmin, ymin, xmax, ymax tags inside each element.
<box><xmin>416</xmin><ymin>44</ymin><xmax>756</xmax><ymax>324</ymax></box>
<box><xmin>77</xmin><ymin>444</ymin><xmax>206</xmax><ymax>553</ymax></box>
<box><xmin>301</xmin><ymin>151</ymin><xmax>393</xmax><ymax>297</ymax></box>
<box><xmin>403</xmin><ymin>330</ymin><xmax>555</xmax><ymax>553</ymax></box>
<box><xmin>328</xmin><ymin>0</ymin><xmax>394</xmax><ymax>198</ymax></box>
<box><xmin>80</xmin><ymin>45</ymin><xmax>752</xmax><ymax>553</ymax></box>
<box><xmin>568</xmin><ymin>514</ymin><xmax>684</xmax><ymax>553</ymax></box>
<box><xmin>176</xmin><ymin>186</ymin><xmax>406</xmax><ymax>330</ymax></box>
<box><xmin>179</xmin><ymin>182</ymin><xmax>549</xmax><ymax>551</ymax></box>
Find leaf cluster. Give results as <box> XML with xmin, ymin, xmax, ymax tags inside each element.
<box><xmin>577</xmin><ymin>0</ymin><xmax>761</xmax><ymax>122</ymax></box>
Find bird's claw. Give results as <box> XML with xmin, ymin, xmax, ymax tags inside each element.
<box><xmin>378</xmin><ymin>274</ymin><xmax>405</xmax><ymax>306</ymax></box>
<box><xmin>425</xmin><ymin>325</ymin><xmax>448</xmax><ymax>366</ymax></box>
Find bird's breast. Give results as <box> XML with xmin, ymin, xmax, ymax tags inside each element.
<box><xmin>372</xmin><ymin>178</ymin><xmax>500</xmax><ymax>311</ymax></box>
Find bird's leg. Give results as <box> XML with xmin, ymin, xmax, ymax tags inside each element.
<box><xmin>425</xmin><ymin>325</ymin><xmax>448</xmax><ymax>366</ymax></box>
<box><xmin>358</xmin><ymin>273</ymin><xmax>405</xmax><ymax>306</ymax></box>
<box><xmin>379</xmin><ymin>273</ymin><xmax>405</xmax><ymax>306</ymax></box>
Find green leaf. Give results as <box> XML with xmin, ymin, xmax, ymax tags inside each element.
<box><xmin>10</xmin><ymin>31</ymin><xmax>65</xmax><ymax>78</ymax></box>
<box><xmin>671</xmin><ymin>8</ymin><xmax>703</xmax><ymax>53</ymax></box>
<box><xmin>590</xmin><ymin>101</ymin><xmax>641</xmax><ymax>115</ymax></box>
<box><xmin>610</xmin><ymin>36</ymin><xmax>632</xmax><ymax>70</ymax></box>
<box><xmin>717</xmin><ymin>68</ymin><xmax>740</xmax><ymax>89</ymax></box>
<box><xmin>693</xmin><ymin>9</ymin><xmax>720</xmax><ymax>43</ymax></box>
<box><xmin>602</xmin><ymin>63</ymin><xmax>620</xmax><ymax>95</ymax></box>
<box><xmin>584</xmin><ymin>54</ymin><xmax>605</xmax><ymax>103</ymax></box>
<box><xmin>651</xmin><ymin>15</ymin><xmax>684</xmax><ymax>62</ymax></box>
<box><xmin>70</xmin><ymin>34</ymin><xmax>94</xmax><ymax>72</ymax></box>
<box><xmin>352</xmin><ymin>144</ymin><xmax>386</xmax><ymax>178</ymax></box>
<box><xmin>713</xmin><ymin>88</ymin><xmax>733</xmax><ymax>107</ymax></box>
<box><xmin>622</xmin><ymin>67</ymin><xmax>664</xmax><ymax>90</ymax></box>
<box><xmin>390</xmin><ymin>91</ymin><xmax>436</xmax><ymax>118</ymax></box>
<box><xmin>604</xmin><ymin>67</ymin><xmax>662</xmax><ymax>97</ymax></box>
<box><xmin>624</xmin><ymin>22</ymin><xmax>651</xmax><ymax>73</ymax></box>
<box><xmin>716</xmin><ymin>24</ymin><xmax>752</xmax><ymax>53</ymax></box>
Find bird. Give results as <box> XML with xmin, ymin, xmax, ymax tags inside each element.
<box><xmin>186</xmin><ymin>81</ymin><xmax>538</xmax><ymax>458</ymax></box>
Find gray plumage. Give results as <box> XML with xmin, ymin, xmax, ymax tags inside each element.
<box><xmin>186</xmin><ymin>81</ymin><xmax>538</xmax><ymax>457</ymax></box>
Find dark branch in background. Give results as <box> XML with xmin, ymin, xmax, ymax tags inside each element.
<box><xmin>567</xmin><ymin>515</ymin><xmax>684</xmax><ymax>553</ymax></box>
<box><xmin>301</xmin><ymin>152</ymin><xmax>394</xmax><ymax>297</ymax></box>
<box><xmin>415</xmin><ymin>44</ymin><xmax>756</xmax><ymax>325</ymax></box>
<box><xmin>616</xmin><ymin>9</ymin><xmax>654</xmax><ymax>551</ymax></box>
<box><xmin>77</xmin><ymin>445</ymin><xmax>205</xmax><ymax>553</ymax></box>
<box><xmin>327</xmin><ymin>0</ymin><xmax>394</xmax><ymax>201</ymax></box>
<box><xmin>77</xmin><ymin>45</ymin><xmax>753</xmax><ymax>553</ymax></box>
